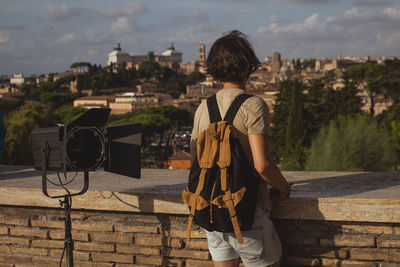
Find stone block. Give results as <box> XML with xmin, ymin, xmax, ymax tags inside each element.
<box><xmin>72</xmin><ymin>222</ymin><xmax>113</xmax><ymax>232</ymax></box>
<box><xmin>50</xmin><ymin>249</ymin><xmax>89</xmax><ymax>260</ymax></box>
<box><xmin>32</xmin><ymin>257</ymin><xmax>63</xmax><ymax>266</ymax></box>
<box><xmin>167</xmin><ymin>229</ymin><xmax>206</xmax><ymax>239</ymax></box>
<box><xmin>10</xmin><ymin>247</ymin><xmax>48</xmax><ymax>256</ymax></box>
<box><xmin>116</xmin><ymin>244</ymin><xmax>160</xmax><ymax>255</ymax></box>
<box><xmin>114</xmin><ymin>225</ymin><xmax>159</xmax><ymax>234</ymax></box>
<box><xmin>163</xmin><ymin>248</ymin><xmax>210</xmax><ymax>260</ymax></box>
<box><xmin>285</xmin><ymin>246</ymin><xmax>348</xmax><ymax>259</ymax></box>
<box><xmin>0</xmin><ymin>226</ymin><xmax>8</xmax><ymax>235</ymax></box>
<box><xmin>341</xmin><ymin>224</ymin><xmax>393</xmax><ymax>235</ymax></box>
<box><xmin>0</xmin><ymin>218</ymin><xmax>29</xmax><ymax>226</ymax></box>
<box><xmin>74</xmin><ymin>241</ymin><xmax>115</xmax><ymax>252</ymax></box>
<box><xmin>281</xmin><ymin>256</ymin><xmax>321</xmax><ymax>266</ymax></box>
<box><xmin>321</xmin><ymin>258</ymin><xmax>341</xmax><ymax>267</ymax></box>
<box><xmin>377</xmin><ymin>236</ymin><xmax>400</xmax><ymax>248</ymax></box>
<box><xmin>350</xmin><ymin>248</ymin><xmax>400</xmax><ymax>262</ymax></box>
<box><xmin>31</xmin><ymin>239</ymin><xmax>64</xmax><ymax>249</ymax></box>
<box><xmin>379</xmin><ymin>263</ymin><xmax>400</xmax><ymax>267</ymax></box>
<box><xmin>92</xmin><ymin>252</ymin><xmax>133</xmax><ymax>263</ymax></box>
<box><xmin>0</xmin><ymin>246</ymin><xmax>10</xmax><ymax>253</ymax></box>
<box><xmin>31</xmin><ymin>219</ymin><xmax>64</xmax><ymax>229</ymax></box>
<box><xmin>10</xmin><ymin>226</ymin><xmax>47</xmax><ymax>238</ymax></box>
<box><xmin>185</xmin><ymin>259</ymin><xmax>214</xmax><ymax>267</ymax></box>
<box><xmin>185</xmin><ymin>239</ymin><xmax>209</xmax><ymax>250</ymax></box>
<box><xmin>73</xmin><ymin>262</ymin><xmax>114</xmax><ymax>267</ymax></box>
<box><xmin>135</xmin><ymin>255</ymin><xmax>163</xmax><ymax>265</ymax></box>
<box><xmin>341</xmin><ymin>260</ymin><xmax>377</xmax><ymax>267</ymax></box>
<box><xmin>134</xmin><ymin>235</ymin><xmax>164</xmax><ymax>247</ymax></box>
<box><xmin>320</xmin><ymin>234</ymin><xmax>375</xmax><ymax>247</ymax></box>
<box><xmin>49</xmin><ymin>230</ymin><xmax>88</xmax><ymax>241</ymax></box>
<box><xmin>0</xmin><ymin>254</ymin><xmax>32</xmax><ymax>264</ymax></box>
<box><xmin>167</xmin><ymin>238</ymin><xmax>183</xmax><ymax>248</ymax></box>
<box><xmin>0</xmin><ymin>236</ymin><xmax>30</xmax><ymax>246</ymax></box>
<box><xmin>90</xmin><ymin>232</ymin><xmax>133</xmax><ymax>244</ymax></box>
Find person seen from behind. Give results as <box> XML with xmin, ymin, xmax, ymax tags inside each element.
<box><xmin>190</xmin><ymin>30</ymin><xmax>291</xmax><ymax>267</ymax></box>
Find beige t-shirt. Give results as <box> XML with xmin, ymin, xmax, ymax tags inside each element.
<box><xmin>191</xmin><ymin>88</ymin><xmax>272</xmax><ymax>210</ymax></box>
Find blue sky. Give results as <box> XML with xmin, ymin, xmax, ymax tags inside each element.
<box><xmin>0</xmin><ymin>0</ymin><xmax>399</xmax><ymax>75</ymax></box>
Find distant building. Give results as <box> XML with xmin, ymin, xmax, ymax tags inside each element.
<box><xmin>107</xmin><ymin>43</ymin><xmax>132</xmax><ymax>67</ymax></box>
<box><xmin>107</xmin><ymin>43</ymin><xmax>183</xmax><ymax>71</ymax></box>
<box><xmin>198</xmin><ymin>43</ymin><xmax>206</xmax><ymax>67</ymax></box>
<box><xmin>73</xmin><ymin>96</ymin><xmax>115</xmax><ymax>109</ymax></box>
<box><xmin>272</xmin><ymin>52</ymin><xmax>281</xmax><ymax>73</ymax></box>
<box><xmin>109</xmin><ymin>92</ymin><xmax>159</xmax><ymax>114</ymax></box>
<box><xmin>168</xmin><ymin>151</ymin><xmax>191</xmax><ymax>170</ymax></box>
<box><xmin>10</xmin><ymin>73</ymin><xmax>24</xmax><ymax>86</ymax></box>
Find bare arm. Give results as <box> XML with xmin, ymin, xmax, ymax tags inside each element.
<box><xmin>249</xmin><ymin>134</ymin><xmax>291</xmax><ymax>200</ymax></box>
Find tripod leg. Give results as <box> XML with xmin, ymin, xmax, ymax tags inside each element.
<box><xmin>64</xmin><ymin>195</ymin><xmax>74</xmax><ymax>267</ymax></box>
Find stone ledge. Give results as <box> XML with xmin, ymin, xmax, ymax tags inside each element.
<box><xmin>0</xmin><ymin>166</ymin><xmax>400</xmax><ymax>223</ymax></box>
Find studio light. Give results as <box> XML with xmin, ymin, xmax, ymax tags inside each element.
<box><xmin>31</xmin><ymin>107</ymin><xmax>142</xmax><ymax>178</ymax></box>
<box><xmin>30</xmin><ymin>108</ymin><xmax>142</xmax><ymax>267</ymax></box>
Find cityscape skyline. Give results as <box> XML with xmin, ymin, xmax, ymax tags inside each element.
<box><xmin>0</xmin><ymin>0</ymin><xmax>399</xmax><ymax>76</ymax></box>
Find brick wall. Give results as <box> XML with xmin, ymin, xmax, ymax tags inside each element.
<box><xmin>0</xmin><ymin>205</ymin><xmax>400</xmax><ymax>267</ymax></box>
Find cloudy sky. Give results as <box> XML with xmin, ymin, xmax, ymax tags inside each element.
<box><xmin>0</xmin><ymin>0</ymin><xmax>399</xmax><ymax>76</ymax></box>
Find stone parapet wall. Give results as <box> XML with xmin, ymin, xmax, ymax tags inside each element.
<box><xmin>0</xmin><ymin>206</ymin><xmax>209</xmax><ymax>267</ymax></box>
<box><xmin>1</xmin><ymin>168</ymin><xmax>400</xmax><ymax>266</ymax></box>
<box><xmin>277</xmin><ymin>219</ymin><xmax>400</xmax><ymax>266</ymax></box>
<box><xmin>1</xmin><ymin>205</ymin><xmax>400</xmax><ymax>266</ymax></box>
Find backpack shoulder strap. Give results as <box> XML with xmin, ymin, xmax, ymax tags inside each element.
<box><xmin>207</xmin><ymin>94</ymin><xmax>222</xmax><ymax>123</ymax></box>
<box><xmin>223</xmin><ymin>93</ymin><xmax>253</xmax><ymax>123</ymax></box>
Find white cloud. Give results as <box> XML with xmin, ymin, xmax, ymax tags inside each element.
<box><xmin>41</xmin><ymin>3</ymin><xmax>83</xmax><ymax>21</ymax></box>
<box><xmin>55</xmin><ymin>33</ymin><xmax>75</xmax><ymax>44</ymax></box>
<box><xmin>254</xmin><ymin>7</ymin><xmax>400</xmax><ymax>58</ymax></box>
<box><xmin>163</xmin><ymin>24</ymin><xmax>218</xmax><ymax>44</ymax></box>
<box><xmin>283</xmin><ymin>0</ymin><xmax>336</xmax><ymax>4</ymax></box>
<box><xmin>354</xmin><ymin>0</ymin><xmax>395</xmax><ymax>7</ymax></box>
<box><xmin>84</xmin><ymin>28</ymin><xmax>111</xmax><ymax>44</ymax></box>
<box><xmin>0</xmin><ymin>31</ymin><xmax>10</xmax><ymax>44</ymax></box>
<box><xmin>100</xmin><ymin>3</ymin><xmax>147</xmax><ymax>17</ymax></box>
<box><xmin>165</xmin><ymin>10</ymin><xmax>209</xmax><ymax>26</ymax></box>
<box><xmin>110</xmin><ymin>17</ymin><xmax>140</xmax><ymax>34</ymax></box>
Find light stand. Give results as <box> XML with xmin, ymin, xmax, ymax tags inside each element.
<box><xmin>41</xmin><ymin>141</ymin><xmax>89</xmax><ymax>267</ymax></box>
<box><xmin>32</xmin><ymin>108</ymin><xmax>142</xmax><ymax>267</ymax></box>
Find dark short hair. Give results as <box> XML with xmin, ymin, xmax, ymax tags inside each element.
<box><xmin>206</xmin><ymin>30</ymin><xmax>260</xmax><ymax>83</ymax></box>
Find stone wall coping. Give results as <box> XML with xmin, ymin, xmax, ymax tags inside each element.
<box><xmin>1</xmin><ymin>166</ymin><xmax>400</xmax><ymax>223</ymax></box>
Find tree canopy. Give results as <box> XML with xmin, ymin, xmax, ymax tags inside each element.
<box><xmin>305</xmin><ymin>115</ymin><xmax>397</xmax><ymax>171</ymax></box>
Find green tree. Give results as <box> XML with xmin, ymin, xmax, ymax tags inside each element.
<box><xmin>53</xmin><ymin>105</ymin><xmax>87</xmax><ymax>124</ymax></box>
<box><xmin>305</xmin><ymin>115</ymin><xmax>397</xmax><ymax>171</ymax></box>
<box><xmin>139</xmin><ymin>61</ymin><xmax>161</xmax><ymax>79</ymax></box>
<box><xmin>346</xmin><ymin>63</ymin><xmax>385</xmax><ymax>116</ymax></box>
<box><xmin>186</xmin><ymin>71</ymin><xmax>205</xmax><ymax>85</ymax></box>
<box><xmin>281</xmin><ymin>78</ymin><xmax>306</xmax><ymax>170</ymax></box>
<box><xmin>2</xmin><ymin>104</ymin><xmax>55</xmax><ymax>165</ymax></box>
<box><xmin>0</xmin><ymin>98</ymin><xmax>24</xmax><ymax>116</ymax></box>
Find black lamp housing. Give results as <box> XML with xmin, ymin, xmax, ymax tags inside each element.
<box><xmin>31</xmin><ymin>108</ymin><xmax>141</xmax><ymax>178</ymax></box>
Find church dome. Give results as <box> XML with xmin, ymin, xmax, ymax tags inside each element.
<box><xmin>162</xmin><ymin>43</ymin><xmax>182</xmax><ymax>56</ymax></box>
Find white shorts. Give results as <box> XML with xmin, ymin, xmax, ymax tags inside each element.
<box><xmin>204</xmin><ymin>210</ymin><xmax>282</xmax><ymax>267</ymax></box>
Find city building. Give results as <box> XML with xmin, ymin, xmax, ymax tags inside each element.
<box><xmin>73</xmin><ymin>96</ymin><xmax>115</xmax><ymax>109</ymax></box>
<box><xmin>272</xmin><ymin>52</ymin><xmax>281</xmax><ymax>73</ymax></box>
<box><xmin>109</xmin><ymin>92</ymin><xmax>159</xmax><ymax>114</ymax></box>
<box><xmin>107</xmin><ymin>43</ymin><xmax>132</xmax><ymax>67</ymax></box>
<box><xmin>10</xmin><ymin>73</ymin><xmax>24</xmax><ymax>87</ymax></box>
<box><xmin>168</xmin><ymin>151</ymin><xmax>191</xmax><ymax>170</ymax></box>
<box><xmin>107</xmin><ymin>43</ymin><xmax>183</xmax><ymax>71</ymax></box>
